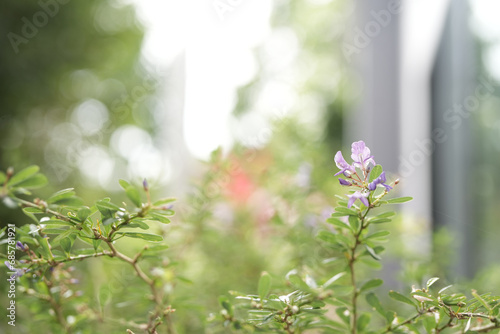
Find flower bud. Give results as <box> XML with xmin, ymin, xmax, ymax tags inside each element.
<box><xmin>338</xmin><ymin>179</ymin><xmax>352</xmax><ymax>186</ymax></box>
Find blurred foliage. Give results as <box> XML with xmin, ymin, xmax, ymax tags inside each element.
<box><xmin>232</xmin><ymin>0</ymin><xmax>354</xmax><ymax>152</ymax></box>
<box><xmin>0</xmin><ymin>0</ymin><xmax>159</xmax><ymax>191</ymax></box>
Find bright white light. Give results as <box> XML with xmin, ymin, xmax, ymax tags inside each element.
<box><xmin>71</xmin><ymin>99</ymin><xmax>109</xmax><ymax>136</ymax></box>
<box><xmin>110</xmin><ymin>125</ymin><xmax>153</xmax><ymax>160</ymax></box>
<box><xmin>130</xmin><ymin>0</ymin><xmax>272</xmax><ymax>160</ymax></box>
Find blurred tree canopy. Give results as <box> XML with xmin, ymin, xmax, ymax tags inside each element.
<box><xmin>0</xmin><ymin>0</ymin><xmax>154</xmax><ymax>190</ymax></box>
<box><xmin>232</xmin><ymin>0</ymin><xmax>353</xmax><ymax>151</ymax></box>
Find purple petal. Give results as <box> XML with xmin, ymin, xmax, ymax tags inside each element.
<box><xmin>347</xmin><ymin>195</ymin><xmax>356</xmax><ymax>208</ymax></box>
<box><xmin>359</xmin><ymin>194</ymin><xmax>369</xmax><ymax>207</ymax></box>
<box><xmin>16</xmin><ymin>241</ymin><xmax>26</xmax><ymax>251</ymax></box>
<box><xmin>351</xmin><ymin>141</ymin><xmax>371</xmax><ymax>163</ymax></box>
<box><xmin>339</xmin><ymin>179</ymin><xmax>352</xmax><ymax>186</ymax></box>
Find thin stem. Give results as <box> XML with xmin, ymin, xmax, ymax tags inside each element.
<box><xmin>44</xmin><ymin>277</ymin><xmax>72</xmax><ymax>334</ymax></box>
<box><xmin>348</xmin><ymin>204</ymin><xmax>372</xmax><ymax>334</ymax></box>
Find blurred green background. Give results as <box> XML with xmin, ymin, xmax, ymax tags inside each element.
<box><xmin>1</xmin><ymin>0</ymin><xmax>499</xmax><ymax>333</ymax></box>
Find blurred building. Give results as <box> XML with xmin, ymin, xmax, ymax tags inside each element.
<box><xmin>346</xmin><ymin>0</ymin><xmax>483</xmax><ymax>278</ymax></box>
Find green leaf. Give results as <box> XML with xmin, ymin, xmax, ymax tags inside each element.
<box><xmin>372</xmin><ymin>211</ymin><xmax>396</xmax><ymax>219</ymax></box>
<box><xmin>47</xmin><ymin>188</ymin><xmax>75</xmax><ymax>204</ymax></box>
<box><xmin>369</xmin><ymin>217</ymin><xmax>392</xmax><ymax>224</ymax></box>
<box><xmin>60</xmin><ymin>237</ymin><xmax>72</xmax><ymax>254</ymax></box>
<box><xmin>96</xmin><ymin>199</ymin><xmax>121</xmax><ymax>212</ymax></box>
<box><xmin>13</xmin><ymin>173</ymin><xmax>48</xmax><ymax>189</ymax></box>
<box><xmin>472</xmin><ymin>290</ymin><xmax>492</xmax><ymax>312</ymax></box>
<box><xmin>38</xmin><ymin>237</ymin><xmax>54</xmax><ymax>260</ymax></box>
<box><xmin>323</xmin><ymin>272</ymin><xmax>346</xmax><ymax>288</ymax></box>
<box><xmin>118</xmin><ymin>179</ymin><xmax>131</xmax><ymax>189</ymax></box>
<box><xmin>115</xmin><ymin>232</ymin><xmax>163</xmax><ymax>242</ymax></box>
<box><xmin>326</xmin><ymin>217</ymin><xmax>349</xmax><ymax>230</ymax></box>
<box><xmin>51</xmin><ymin>197</ymin><xmax>83</xmax><ymax>207</ymax></box>
<box><xmin>389</xmin><ymin>290</ymin><xmax>417</xmax><ymax>307</ymax></box>
<box><xmin>22</xmin><ymin>207</ymin><xmax>44</xmax><ymax>223</ymax></box>
<box><xmin>287</xmin><ymin>274</ymin><xmax>310</xmax><ymax>291</ymax></box>
<box><xmin>77</xmin><ymin>207</ymin><xmax>91</xmax><ymax>222</ymax></box>
<box><xmin>360</xmin><ymin>279</ymin><xmax>383</xmax><ymax>293</ymax></box>
<box><xmin>41</xmin><ymin>219</ymin><xmax>74</xmax><ymax>226</ymax></box>
<box><xmin>51</xmin><ymin>228</ymin><xmax>78</xmax><ymax>245</ymax></box>
<box><xmin>369</xmin><ymin>165</ymin><xmax>383</xmax><ymax>183</ymax></box>
<box><xmin>365</xmin><ymin>230</ymin><xmax>391</xmax><ymax>240</ymax></box>
<box><xmin>153</xmin><ymin>198</ymin><xmax>176</xmax><ymax>207</ymax></box>
<box><xmin>334</xmin><ymin>207</ymin><xmax>358</xmax><ymax>216</ymax></box>
<box><xmin>366</xmin><ymin>293</ymin><xmax>386</xmax><ymax>318</ymax></box>
<box><xmin>125</xmin><ymin>187</ymin><xmax>142</xmax><ymax>208</ymax></box>
<box><xmin>357</xmin><ymin>312</ymin><xmax>371</xmax><ymax>332</ymax></box>
<box><xmin>348</xmin><ymin>215</ymin><xmax>360</xmax><ymax>232</ymax></box>
<box><xmin>219</xmin><ymin>296</ymin><xmax>233</xmax><ymax>316</ymax></box>
<box><xmin>7</xmin><ymin>165</ymin><xmax>39</xmax><ymax>186</ymax></box>
<box><xmin>359</xmin><ymin>258</ymin><xmax>383</xmax><ymax>269</ymax></box>
<box><xmin>438</xmin><ymin>285</ymin><xmax>453</xmax><ymax>295</ymax></box>
<box><xmin>93</xmin><ymin>238</ymin><xmax>101</xmax><ymax>251</ymax></box>
<box><xmin>149</xmin><ymin>212</ymin><xmax>171</xmax><ymax>224</ymax></box>
<box><xmin>128</xmin><ymin>219</ymin><xmax>150</xmax><ymax>230</ymax></box>
<box><xmin>258</xmin><ymin>272</ymin><xmax>272</xmax><ymax>301</ymax></box>
<box><xmin>422</xmin><ymin>313</ymin><xmax>437</xmax><ymax>332</ymax></box>
<box><xmin>386</xmin><ymin>197</ymin><xmax>413</xmax><ymax>204</ymax></box>
<box><xmin>365</xmin><ymin>245</ymin><xmax>381</xmax><ymax>260</ymax></box>
<box><xmin>0</xmin><ymin>171</ymin><xmax>6</xmax><ymax>184</ymax></box>
<box><xmin>144</xmin><ymin>244</ymin><xmax>169</xmax><ymax>252</ymax></box>
<box><xmin>335</xmin><ymin>307</ymin><xmax>350</xmax><ymax>325</ymax></box>
<box><xmin>426</xmin><ymin>277</ymin><xmax>440</xmax><ymax>289</ymax></box>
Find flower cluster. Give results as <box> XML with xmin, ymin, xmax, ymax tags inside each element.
<box><xmin>335</xmin><ymin>140</ymin><xmax>393</xmax><ymax>208</ymax></box>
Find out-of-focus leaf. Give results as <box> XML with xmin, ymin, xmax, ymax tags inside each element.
<box><xmin>422</xmin><ymin>313</ymin><xmax>437</xmax><ymax>332</ymax></box>
<box><xmin>22</xmin><ymin>207</ymin><xmax>43</xmax><ymax>223</ymax></box>
<box><xmin>77</xmin><ymin>207</ymin><xmax>91</xmax><ymax>222</ymax></box>
<box><xmin>386</xmin><ymin>197</ymin><xmax>413</xmax><ymax>204</ymax></box>
<box><xmin>128</xmin><ymin>219</ymin><xmax>149</xmax><ymax>230</ymax></box>
<box><xmin>326</xmin><ymin>217</ymin><xmax>348</xmax><ymax>230</ymax></box>
<box><xmin>323</xmin><ymin>272</ymin><xmax>346</xmax><ymax>288</ymax></box>
<box><xmin>60</xmin><ymin>237</ymin><xmax>72</xmax><ymax>254</ymax></box>
<box><xmin>365</xmin><ymin>245</ymin><xmax>381</xmax><ymax>260</ymax></box>
<box><xmin>115</xmin><ymin>232</ymin><xmax>163</xmax><ymax>242</ymax></box>
<box><xmin>365</xmin><ymin>230</ymin><xmax>390</xmax><ymax>240</ymax></box>
<box><xmin>47</xmin><ymin>188</ymin><xmax>75</xmax><ymax>204</ymax></box>
<box><xmin>7</xmin><ymin>165</ymin><xmax>39</xmax><ymax>186</ymax></box>
<box><xmin>149</xmin><ymin>212</ymin><xmax>171</xmax><ymax>224</ymax></box>
<box><xmin>369</xmin><ymin>165</ymin><xmax>383</xmax><ymax>183</ymax></box>
<box><xmin>0</xmin><ymin>171</ymin><xmax>6</xmax><ymax>184</ymax></box>
<box><xmin>335</xmin><ymin>307</ymin><xmax>350</xmax><ymax>325</ymax></box>
<box><xmin>288</xmin><ymin>274</ymin><xmax>310</xmax><ymax>291</ymax></box>
<box><xmin>52</xmin><ymin>228</ymin><xmax>78</xmax><ymax>245</ymax></box>
<box><xmin>348</xmin><ymin>215</ymin><xmax>360</xmax><ymax>232</ymax></box>
<box><xmin>12</xmin><ymin>174</ymin><xmax>48</xmax><ymax>189</ymax></box>
<box><xmin>153</xmin><ymin>198</ymin><xmax>176</xmax><ymax>207</ymax></box>
<box><xmin>366</xmin><ymin>293</ymin><xmax>385</xmax><ymax>318</ymax></box>
<box><xmin>219</xmin><ymin>296</ymin><xmax>233</xmax><ymax>316</ymax></box>
<box><xmin>357</xmin><ymin>312</ymin><xmax>371</xmax><ymax>332</ymax></box>
<box><xmin>258</xmin><ymin>272</ymin><xmax>272</xmax><ymax>301</ymax></box>
<box><xmin>334</xmin><ymin>207</ymin><xmax>358</xmax><ymax>216</ymax></box>
<box><xmin>360</xmin><ymin>278</ymin><xmax>383</xmax><ymax>293</ymax></box>
<box><xmin>389</xmin><ymin>290</ymin><xmax>417</xmax><ymax>307</ymax></box>
<box><xmin>426</xmin><ymin>277</ymin><xmax>440</xmax><ymax>289</ymax></box>
<box><xmin>126</xmin><ymin>187</ymin><xmax>142</xmax><ymax>208</ymax></box>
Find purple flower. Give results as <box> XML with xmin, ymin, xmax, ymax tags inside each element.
<box><xmin>347</xmin><ymin>191</ymin><xmax>369</xmax><ymax>208</ymax></box>
<box><xmin>351</xmin><ymin>141</ymin><xmax>375</xmax><ymax>170</ymax></box>
<box><xmin>16</xmin><ymin>241</ymin><xmax>27</xmax><ymax>251</ymax></box>
<box><xmin>143</xmin><ymin>178</ymin><xmax>149</xmax><ymax>191</ymax></box>
<box><xmin>339</xmin><ymin>178</ymin><xmax>352</xmax><ymax>186</ymax></box>
<box><xmin>4</xmin><ymin>261</ymin><xmax>24</xmax><ymax>279</ymax></box>
<box><xmin>368</xmin><ymin>171</ymin><xmax>392</xmax><ymax>192</ymax></box>
<box><xmin>334</xmin><ymin>151</ymin><xmax>355</xmax><ymax>176</ymax></box>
